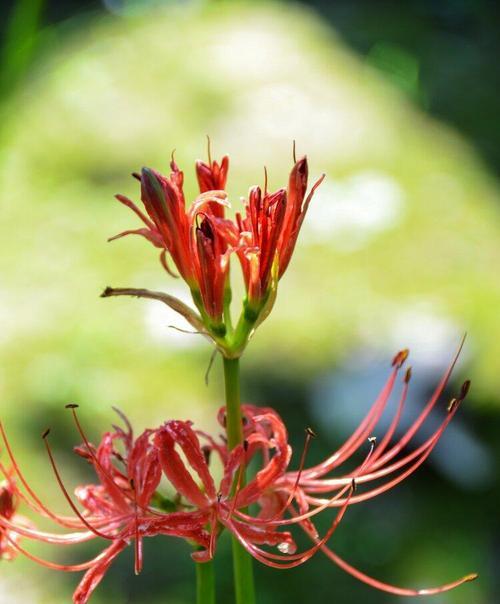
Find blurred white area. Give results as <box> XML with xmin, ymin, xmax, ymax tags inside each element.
<box><xmin>144</xmin><ymin>283</ymin><xmax>205</xmax><ymax>350</ymax></box>
<box><xmin>303</xmin><ymin>171</ymin><xmax>405</xmax><ymax>251</ymax></box>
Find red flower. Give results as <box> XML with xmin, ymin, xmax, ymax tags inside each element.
<box><xmin>110</xmin><ymin>156</ymin><xmax>230</xmax><ymax>325</ymax></box>
<box><xmin>105</xmin><ymin>145</ymin><xmax>324</xmax><ymax>354</ymax></box>
<box><xmin>234</xmin><ymin>157</ymin><xmax>324</xmax><ymax>309</ymax></box>
<box><xmin>204</xmin><ymin>345</ymin><xmax>477</xmax><ymax>595</ymax></box>
<box><xmin>0</xmin><ymin>407</ymin><xmax>211</xmax><ymax>604</ymax></box>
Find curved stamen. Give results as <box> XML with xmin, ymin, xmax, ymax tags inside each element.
<box><xmin>300</xmin><ymin>362</ymin><xmax>401</xmax><ymax>480</ymax></box>
<box><xmin>0</xmin><ymin>515</ymin><xmax>97</xmax><ymax>545</ymax></box>
<box><xmin>303</xmin><ymin>402</ymin><xmax>460</xmax><ymax>507</ymax></box>
<box><xmin>0</xmin><ymin>422</ymin><xmax>87</xmax><ymax>529</ymax></box>
<box><xmin>5</xmin><ymin>533</ymin><xmax>122</xmax><ymax>572</ymax></box>
<box><xmin>316</xmin><ymin>541</ymin><xmax>477</xmax><ymax>596</ymax></box>
<box><xmin>233</xmin><ymin>438</ymin><xmax>376</xmax><ymax>527</ymax></box>
<box><xmin>42</xmin><ymin>430</ymin><xmax>114</xmax><ymax>541</ymax></box>
<box><xmin>227</xmin><ymin>482</ymin><xmax>354</xmax><ymax>569</ymax></box>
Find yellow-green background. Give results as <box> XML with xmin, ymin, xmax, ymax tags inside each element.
<box><xmin>0</xmin><ymin>1</ymin><xmax>498</xmax><ymax>602</ymax></box>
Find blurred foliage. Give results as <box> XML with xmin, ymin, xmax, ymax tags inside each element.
<box><xmin>0</xmin><ymin>1</ymin><xmax>499</xmax><ymax>603</ymax></box>
<box><xmin>305</xmin><ymin>0</ymin><xmax>500</xmax><ymax>176</ymax></box>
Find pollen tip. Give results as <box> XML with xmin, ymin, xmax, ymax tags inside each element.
<box><xmin>368</xmin><ymin>436</ymin><xmax>377</xmax><ymax>444</ymax></box>
<box><xmin>100</xmin><ymin>286</ymin><xmax>113</xmax><ymax>298</ymax></box>
<box><xmin>243</xmin><ymin>440</ymin><xmax>249</xmax><ymax>452</ymax></box>
<box><xmin>460</xmin><ymin>379</ymin><xmax>471</xmax><ymax>400</ymax></box>
<box><xmin>447</xmin><ymin>398</ymin><xmax>459</xmax><ymax>413</ymax></box>
<box><xmin>305</xmin><ymin>427</ymin><xmax>316</xmax><ymax>438</ymax></box>
<box><xmin>392</xmin><ymin>348</ymin><xmax>409</xmax><ymax>368</ymax></box>
<box><xmin>351</xmin><ymin>478</ymin><xmax>357</xmax><ymax>492</ymax></box>
<box><xmin>65</xmin><ymin>403</ymin><xmax>79</xmax><ymax>409</ymax></box>
<box><xmin>464</xmin><ymin>573</ymin><xmax>479</xmax><ymax>582</ymax></box>
<box><xmin>41</xmin><ymin>428</ymin><xmax>51</xmax><ymax>439</ymax></box>
<box><xmin>404</xmin><ymin>366</ymin><xmax>412</xmax><ymax>383</ymax></box>
<box><xmin>131</xmin><ymin>171</ymin><xmax>141</xmax><ymax>181</ymax></box>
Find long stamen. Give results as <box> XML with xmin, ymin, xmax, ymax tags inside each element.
<box><xmin>271</xmin><ymin>427</ymin><xmax>316</xmax><ymax>520</ymax></box>
<box><xmin>0</xmin><ymin>422</ymin><xmax>82</xmax><ymax>528</ymax></box>
<box><xmin>66</xmin><ymin>405</ymin><xmax>129</xmax><ymax>506</ymax></box>
<box><xmin>0</xmin><ymin>514</ymin><xmax>97</xmax><ymax>545</ymax></box>
<box><xmin>227</xmin><ymin>481</ymin><xmax>355</xmax><ymax>569</ymax></box>
<box><xmin>303</xmin><ymin>399</ymin><xmax>462</xmax><ymax>507</ymax></box>
<box><xmin>316</xmin><ymin>541</ymin><xmax>477</xmax><ymax>596</ymax></box>
<box><xmin>5</xmin><ymin>533</ymin><xmax>120</xmax><ymax>572</ymax></box>
<box><xmin>42</xmin><ymin>429</ymin><xmax>114</xmax><ymax>540</ymax></box>
<box><xmin>234</xmin><ymin>437</ymin><xmax>377</xmax><ymax>528</ymax></box>
<box><xmin>302</xmin><ymin>360</ymin><xmax>402</xmax><ymax>480</ymax></box>
<box><xmin>228</xmin><ymin>441</ymin><xmax>248</xmax><ymax>519</ymax></box>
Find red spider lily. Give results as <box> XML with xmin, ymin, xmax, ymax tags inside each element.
<box><xmin>106</xmin><ymin>145</ymin><xmax>324</xmax><ymax>354</ymax></box>
<box><xmin>0</xmin><ymin>407</ymin><xmax>211</xmax><ymax>604</ymax></box>
<box><xmin>202</xmin><ymin>344</ymin><xmax>477</xmax><ymax>595</ymax></box>
<box><xmin>110</xmin><ymin>157</ymin><xmax>230</xmax><ymax>325</ymax></box>
<box><xmin>234</xmin><ymin>156</ymin><xmax>324</xmax><ymax>309</ymax></box>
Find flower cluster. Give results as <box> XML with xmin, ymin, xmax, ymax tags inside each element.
<box><xmin>103</xmin><ymin>145</ymin><xmax>324</xmax><ymax>357</ymax></box>
<box><xmin>0</xmin><ymin>348</ymin><xmax>476</xmax><ymax>602</ymax></box>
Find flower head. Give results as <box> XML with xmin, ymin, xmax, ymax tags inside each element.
<box><xmin>0</xmin><ymin>407</ymin><xmax>211</xmax><ymax>603</ymax></box>
<box><xmin>0</xmin><ymin>346</ymin><xmax>477</xmax><ymax>601</ymax></box>
<box><xmin>199</xmin><ymin>344</ymin><xmax>477</xmax><ymax>596</ymax></box>
<box><xmin>104</xmin><ymin>143</ymin><xmax>324</xmax><ymax>357</ymax></box>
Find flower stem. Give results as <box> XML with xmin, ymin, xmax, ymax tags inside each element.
<box><xmin>223</xmin><ymin>356</ymin><xmax>256</xmax><ymax>604</ymax></box>
<box><xmin>196</xmin><ymin>559</ymin><xmax>216</xmax><ymax>604</ymax></box>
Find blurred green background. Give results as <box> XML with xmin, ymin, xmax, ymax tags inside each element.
<box><xmin>0</xmin><ymin>0</ymin><xmax>499</xmax><ymax>602</ymax></box>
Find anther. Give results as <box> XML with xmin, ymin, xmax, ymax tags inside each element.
<box><xmin>351</xmin><ymin>478</ymin><xmax>357</xmax><ymax>492</ymax></box>
<box><xmin>131</xmin><ymin>172</ymin><xmax>141</xmax><ymax>181</ymax></box>
<box><xmin>129</xmin><ymin>479</ymin><xmax>135</xmax><ymax>491</ymax></box>
<box><xmin>392</xmin><ymin>348</ymin><xmax>409</xmax><ymax>368</ymax></box>
<box><xmin>243</xmin><ymin>440</ymin><xmax>249</xmax><ymax>452</ymax></box>
<box><xmin>217</xmin><ymin>492</ymin><xmax>222</xmax><ymax>503</ymax></box>
<box><xmin>404</xmin><ymin>366</ymin><xmax>412</xmax><ymax>383</ymax></box>
<box><xmin>41</xmin><ymin>428</ymin><xmax>50</xmax><ymax>439</ymax></box>
<box><xmin>305</xmin><ymin>427</ymin><xmax>316</xmax><ymax>438</ymax></box>
<box><xmin>447</xmin><ymin>398</ymin><xmax>459</xmax><ymax>413</ymax></box>
<box><xmin>368</xmin><ymin>436</ymin><xmax>377</xmax><ymax>445</ymax></box>
<box><xmin>100</xmin><ymin>287</ymin><xmax>113</xmax><ymax>298</ymax></box>
<box><xmin>459</xmin><ymin>379</ymin><xmax>471</xmax><ymax>400</ymax></box>
<box><xmin>65</xmin><ymin>403</ymin><xmax>79</xmax><ymax>409</ymax></box>
<box><xmin>464</xmin><ymin>573</ymin><xmax>479</xmax><ymax>582</ymax></box>
<box><xmin>201</xmin><ymin>445</ymin><xmax>211</xmax><ymax>466</ymax></box>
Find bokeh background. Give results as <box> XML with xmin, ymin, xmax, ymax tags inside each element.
<box><xmin>1</xmin><ymin>0</ymin><xmax>499</xmax><ymax>602</ymax></box>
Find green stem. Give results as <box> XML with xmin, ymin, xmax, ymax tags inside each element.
<box><xmin>223</xmin><ymin>357</ymin><xmax>256</xmax><ymax>604</ymax></box>
<box><xmin>196</xmin><ymin>559</ymin><xmax>215</xmax><ymax>604</ymax></box>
